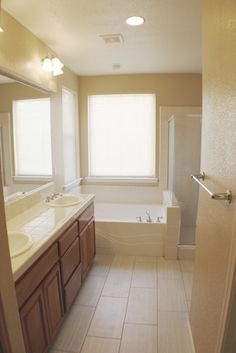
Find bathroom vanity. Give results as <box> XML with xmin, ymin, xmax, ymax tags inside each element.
<box><xmin>10</xmin><ymin>198</ymin><xmax>95</xmax><ymax>353</ymax></box>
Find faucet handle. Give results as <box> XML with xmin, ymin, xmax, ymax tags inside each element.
<box><xmin>136</xmin><ymin>216</ymin><xmax>142</xmax><ymax>222</ymax></box>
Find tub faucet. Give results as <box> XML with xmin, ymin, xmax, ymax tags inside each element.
<box><xmin>156</xmin><ymin>216</ymin><xmax>163</xmax><ymax>223</ymax></box>
<box><xmin>146</xmin><ymin>210</ymin><xmax>152</xmax><ymax>223</ymax></box>
<box><xmin>136</xmin><ymin>216</ymin><xmax>142</xmax><ymax>222</ymax></box>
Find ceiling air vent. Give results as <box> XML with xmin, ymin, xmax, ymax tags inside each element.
<box><xmin>99</xmin><ymin>34</ymin><xmax>124</xmax><ymax>44</ymax></box>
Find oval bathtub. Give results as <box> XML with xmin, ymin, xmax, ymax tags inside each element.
<box><xmin>95</xmin><ymin>203</ymin><xmax>167</xmax><ymax>257</ymax></box>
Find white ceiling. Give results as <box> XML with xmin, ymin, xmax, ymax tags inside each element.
<box><xmin>3</xmin><ymin>0</ymin><xmax>201</xmax><ymax>76</ymax></box>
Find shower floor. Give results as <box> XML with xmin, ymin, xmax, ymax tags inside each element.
<box><xmin>49</xmin><ymin>255</ymin><xmax>195</xmax><ymax>353</ymax></box>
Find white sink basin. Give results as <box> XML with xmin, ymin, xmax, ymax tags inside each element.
<box><xmin>8</xmin><ymin>232</ymin><xmax>33</xmax><ymax>258</ymax></box>
<box><xmin>45</xmin><ymin>194</ymin><xmax>82</xmax><ymax>207</ymax></box>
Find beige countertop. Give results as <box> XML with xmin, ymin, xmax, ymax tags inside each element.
<box><xmin>8</xmin><ymin>193</ymin><xmax>95</xmax><ymax>281</ymax></box>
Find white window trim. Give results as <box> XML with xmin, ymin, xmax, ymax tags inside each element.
<box><xmin>62</xmin><ymin>87</ymin><xmax>80</xmax><ymax>188</ymax></box>
<box><xmin>85</xmin><ymin>176</ymin><xmax>158</xmax><ymax>185</ymax></box>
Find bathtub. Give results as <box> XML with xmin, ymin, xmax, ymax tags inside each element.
<box><xmin>95</xmin><ymin>202</ymin><xmax>167</xmax><ymax>257</ymax></box>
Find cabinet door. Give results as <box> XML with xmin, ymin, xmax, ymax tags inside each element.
<box><xmin>80</xmin><ymin>226</ymin><xmax>89</xmax><ymax>280</ymax></box>
<box><xmin>43</xmin><ymin>264</ymin><xmax>64</xmax><ymax>340</ymax></box>
<box><xmin>20</xmin><ymin>286</ymin><xmax>49</xmax><ymax>353</ymax></box>
<box><xmin>88</xmin><ymin>219</ymin><xmax>95</xmax><ymax>265</ymax></box>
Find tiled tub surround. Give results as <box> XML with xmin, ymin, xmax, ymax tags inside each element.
<box><xmin>95</xmin><ymin>196</ymin><xmax>181</xmax><ymax>259</ymax></box>
<box><xmin>49</xmin><ymin>255</ymin><xmax>195</xmax><ymax>353</ymax></box>
<box><xmin>7</xmin><ymin>192</ymin><xmax>95</xmax><ymax>281</ymax></box>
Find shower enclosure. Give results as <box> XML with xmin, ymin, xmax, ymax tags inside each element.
<box><xmin>168</xmin><ymin>112</ymin><xmax>201</xmax><ymax>245</ymax></box>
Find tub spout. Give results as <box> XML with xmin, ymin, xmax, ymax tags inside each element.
<box><xmin>146</xmin><ymin>210</ymin><xmax>152</xmax><ymax>223</ymax></box>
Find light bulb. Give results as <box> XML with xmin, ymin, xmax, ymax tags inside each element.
<box><xmin>52</xmin><ymin>57</ymin><xmax>64</xmax><ymax>70</ymax></box>
<box><xmin>42</xmin><ymin>57</ymin><xmax>53</xmax><ymax>72</ymax></box>
<box><xmin>53</xmin><ymin>66</ymin><xmax>64</xmax><ymax>76</ymax></box>
<box><xmin>0</xmin><ymin>27</ymin><xmax>4</xmax><ymax>32</ymax></box>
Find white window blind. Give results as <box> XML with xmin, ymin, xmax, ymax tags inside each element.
<box><xmin>13</xmin><ymin>98</ymin><xmax>52</xmax><ymax>176</ymax></box>
<box><xmin>62</xmin><ymin>88</ymin><xmax>78</xmax><ymax>185</ymax></box>
<box><xmin>88</xmin><ymin>94</ymin><xmax>156</xmax><ymax>178</ymax></box>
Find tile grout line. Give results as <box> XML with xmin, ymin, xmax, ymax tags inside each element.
<box><xmin>78</xmin><ymin>255</ymin><xmax>114</xmax><ymax>353</ymax></box>
<box><xmin>117</xmin><ymin>255</ymin><xmax>136</xmax><ymax>353</ymax></box>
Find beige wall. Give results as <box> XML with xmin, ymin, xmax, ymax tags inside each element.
<box><xmin>0</xmin><ymin>10</ymin><xmax>56</xmax><ymax>92</ymax></box>
<box><xmin>0</xmin><ymin>10</ymin><xmax>79</xmax><ymax>353</ymax></box>
<box><xmin>79</xmin><ymin>74</ymin><xmax>202</xmax><ymax>180</ymax></box>
<box><xmin>190</xmin><ymin>1</ymin><xmax>236</xmax><ymax>353</ymax></box>
<box><xmin>0</xmin><ymin>82</ymin><xmax>48</xmax><ymax>113</ymax></box>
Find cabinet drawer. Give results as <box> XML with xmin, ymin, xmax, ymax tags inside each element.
<box><xmin>64</xmin><ymin>265</ymin><xmax>82</xmax><ymax>311</ymax></box>
<box><xmin>16</xmin><ymin>243</ymin><xmax>59</xmax><ymax>309</ymax></box>
<box><xmin>61</xmin><ymin>238</ymin><xmax>80</xmax><ymax>285</ymax></box>
<box><xmin>78</xmin><ymin>203</ymin><xmax>94</xmax><ymax>232</ymax></box>
<box><xmin>59</xmin><ymin>222</ymin><xmax>78</xmax><ymax>256</ymax></box>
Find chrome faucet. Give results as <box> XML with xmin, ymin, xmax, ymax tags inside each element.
<box><xmin>156</xmin><ymin>216</ymin><xmax>163</xmax><ymax>223</ymax></box>
<box><xmin>45</xmin><ymin>192</ymin><xmax>62</xmax><ymax>202</ymax></box>
<box><xmin>136</xmin><ymin>216</ymin><xmax>142</xmax><ymax>222</ymax></box>
<box><xmin>146</xmin><ymin>210</ymin><xmax>152</xmax><ymax>223</ymax></box>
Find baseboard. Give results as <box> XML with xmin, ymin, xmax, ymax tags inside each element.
<box><xmin>178</xmin><ymin>245</ymin><xmax>196</xmax><ymax>260</ymax></box>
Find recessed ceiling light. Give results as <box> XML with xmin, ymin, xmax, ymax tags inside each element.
<box><xmin>126</xmin><ymin>16</ymin><xmax>145</xmax><ymax>26</ymax></box>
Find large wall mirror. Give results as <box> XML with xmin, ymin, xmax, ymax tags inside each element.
<box><xmin>0</xmin><ymin>74</ymin><xmax>54</xmax><ymax>202</ymax></box>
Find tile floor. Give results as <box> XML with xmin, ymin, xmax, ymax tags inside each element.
<box><xmin>50</xmin><ymin>254</ymin><xmax>195</xmax><ymax>353</ymax></box>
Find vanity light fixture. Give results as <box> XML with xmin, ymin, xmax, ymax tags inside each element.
<box><xmin>42</xmin><ymin>56</ymin><xmax>64</xmax><ymax>76</ymax></box>
<box><xmin>126</xmin><ymin>16</ymin><xmax>145</xmax><ymax>26</ymax></box>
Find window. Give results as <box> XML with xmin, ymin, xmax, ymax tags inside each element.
<box><xmin>62</xmin><ymin>88</ymin><xmax>78</xmax><ymax>186</ymax></box>
<box><xmin>88</xmin><ymin>94</ymin><xmax>156</xmax><ymax>179</ymax></box>
<box><xmin>13</xmin><ymin>98</ymin><xmax>52</xmax><ymax>177</ymax></box>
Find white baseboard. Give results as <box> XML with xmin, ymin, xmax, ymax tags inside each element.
<box><xmin>178</xmin><ymin>245</ymin><xmax>196</xmax><ymax>260</ymax></box>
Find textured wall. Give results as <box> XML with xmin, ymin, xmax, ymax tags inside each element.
<box><xmin>190</xmin><ymin>1</ymin><xmax>236</xmax><ymax>352</ymax></box>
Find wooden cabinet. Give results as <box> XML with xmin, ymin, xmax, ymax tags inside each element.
<box><xmin>80</xmin><ymin>226</ymin><xmax>89</xmax><ymax>279</ymax></box>
<box><xmin>60</xmin><ymin>225</ymin><xmax>82</xmax><ymax>311</ymax></box>
<box><xmin>16</xmin><ymin>244</ymin><xmax>64</xmax><ymax>353</ymax></box>
<box><xmin>19</xmin><ymin>263</ymin><xmax>64</xmax><ymax>353</ymax></box>
<box><xmin>78</xmin><ymin>205</ymin><xmax>95</xmax><ymax>280</ymax></box>
<box><xmin>16</xmin><ymin>202</ymin><xmax>95</xmax><ymax>353</ymax></box>
<box><xmin>43</xmin><ymin>264</ymin><xmax>64</xmax><ymax>340</ymax></box>
<box><xmin>88</xmin><ymin>220</ymin><xmax>96</xmax><ymax>266</ymax></box>
<box><xmin>20</xmin><ymin>286</ymin><xmax>49</xmax><ymax>353</ymax></box>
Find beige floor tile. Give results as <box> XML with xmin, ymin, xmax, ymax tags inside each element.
<box><xmin>81</xmin><ymin>337</ymin><xmax>120</xmax><ymax>353</ymax></box>
<box><xmin>158</xmin><ymin>258</ymin><xmax>182</xmax><ymax>279</ymax></box>
<box><xmin>158</xmin><ymin>312</ymin><xmax>194</xmax><ymax>353</ymax></box>
<box><xmin>135</xmin><ymin>256</ymin><xmax>157</xmax><ymax>263</ymax></box>
<box><xmin>88</xmin><ymin>296</ymin><xmax>127</xmax><ymax>338</ymax></box>
<box><xmin>180</xmin><ymin>260</ymin><xmax>195</xmax><ymax>273</ymax></box>
<box><xmin>75</xmin><ymin>275</ymin><xmax>106</xmax><ymax>307</ymax></box>
<box><xmin>132</xmin><ymin>262</ymin><xmax>157</xmax><ymax>288</ymax></box>
<box><xmin>89</xmin><ymin>254</ymin><xmax>114</xmax><ymax>277</ymax></box>
<box><xmin>125</xmin><ymin>287</ymin><xmax>157</xmax><ymax>325</ymax></box>
<box><xmin>102</xmin><ymin>256</ymin><xmax>134</xmax><ymax>297</ymax></box>
<box><xmin>52</xmin><ymin>305</ymin><xmax>95</xmax><ymax>353</ymax></box>
<box><xmin>120</xmin><ymin>323</ymin><xmax>157</xmax><ymax>353</ymax></box>
<box><xmin>182</xmin><ymin>272</ymin><xmax>193</xmax><ymax>302</ymax></box>
<box><xmin>158</xmin><ymin>279</ymin><xmax>188</xmax><ymax>311</ymax></box>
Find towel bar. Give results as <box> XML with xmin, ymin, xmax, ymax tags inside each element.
<box><xmin>191</xmin><ymin>173</ymin><xmax>232</xmax><ymax>204</ymax></box>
